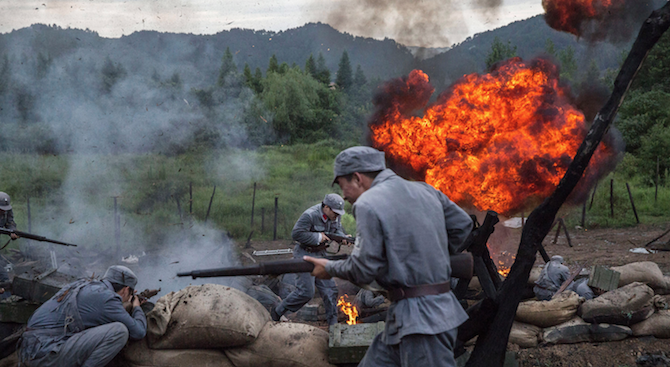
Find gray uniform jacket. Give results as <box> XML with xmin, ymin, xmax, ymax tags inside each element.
<box><xmin>0</xmin><ymin>209</ymin><xmax>17</xmax><ymax>230</ymax></box>
<box><xmin>326</xmin><ymin>169</ymin><xmax>472</xmax><ymax>345</ymax></box>
<box><xmin>292</xmin><ymin>203</ymin><xmax>346</xmax><ymax>248</ymax></box>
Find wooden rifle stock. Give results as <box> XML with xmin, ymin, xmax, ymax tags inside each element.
<box><xmin>177</xmin><ymin>253</ymin><xmax>474</xmax><ymax>280</ymax></box>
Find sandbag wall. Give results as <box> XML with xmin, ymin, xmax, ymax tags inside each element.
<box><xmin>503</xmin><ymin>261</ymin><xmax>670</xmax><ymax>348</ymax></box>
<box><xmin>121</xmin><ymin>284</ymin><xmax>336</xmax><ymax>367</ymax></box>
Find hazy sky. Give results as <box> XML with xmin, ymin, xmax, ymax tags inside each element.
<box><xmin>0</xmin><ymin>0</ymin><xmax>544</xmax><ymax>47</ymax></box>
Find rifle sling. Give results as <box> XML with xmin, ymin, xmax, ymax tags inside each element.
<box><xmin>388</xmin><ymin>281</ymin><xmax>451</xmax><ymax>302</ymax></box>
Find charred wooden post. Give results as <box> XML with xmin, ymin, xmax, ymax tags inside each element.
<box><xmin>589</xmin><ymin>181</ymin><xmax>598</xmax><ymax>210</ymax></box>
<box><xmin>465</xmin><ymin>4</ymin><xmax>670</xmax><ymax>366</ymax></box>
<box><xmin>251</xmin><ymin>182</ymin><xmax>257</xmax><ymax>227</ymax></box>
<box><xmin>610</xmin><ymin>179</ymin><xmax>614</xmax><ymax>218</ymax></box>
<box><xmin>626</xmin><ymin>182</ymin><xmax>640</xmax><ymax>223</ymax></box>
<box><xmin>560</xmin><ymin>218</ymin><xmax>573</xmax><ymax>247</ymax></box>
<box><xmin>205</xmin><ymin>185</ymin><xmax>216</xmax><ymax>223</ymax></box>
<box><xmin>455</xmin><ymin>211</ymin><xmax>500</xmax><ymax>300</ymax></box>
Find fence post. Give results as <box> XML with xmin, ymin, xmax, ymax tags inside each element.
<box><xmin>273</xmin><ymin>197</ymin><xmax>278</xmax><ymax>241</ymax></box>
<box><xmin>251</xmin><ymin>182</ymin><xmax>257</xmax><ymax>227</ymax></box>
<box><xmin>26</xmin><ymin>195</ymin><xmax>32</xmax><ymax>233</ymax></box>
<box><xmin>261</xmin><ymin>208</ymin><xmax>265</xmax><ymax>234</ymax></box>
<box><xmin>610</xmin><ymin>179</ymin><xmax>614</xmax><ymax>218</ymax></box>
<box><xmin>113</xmin><ymin>197</ymin><xmax>120</xmax><ymax>260</ymax></box>
<box><xmin>189</xmin><ymin>182</ymin><xmax>193</xmax><ymax>216</ymax></box>
<box><xmin>626</xmin><ymin>182</ymin><xmax>640</xmax><ymax>224</ymax></box>
<box><xmin>205</xmin><ymin>186</ymin><xmax>216</xmax><ymax>223</ymax></box>
<box><xmin>656</xmin><ymin>156</ymin><xmax>660</xmax><ymax>204</ymax></box>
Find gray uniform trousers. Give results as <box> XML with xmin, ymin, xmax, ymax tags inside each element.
<box><xmin>359</xmin><ymin>328</ymin><xmax>458</xmax><ymax>367</ymax></box>
<box><xmin>276</xmin><ymin>245</ymin><xmax>339</xmax><ymax>325</ymax></box>
<box><xmin>22</xmin><ymin>322</ymin><xmax>129</xmax><ymax>367</ymax></box>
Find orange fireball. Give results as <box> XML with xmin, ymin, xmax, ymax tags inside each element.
<box><xmin>369</xmin><ymin>58</ymin><xmax>614</xmax><ymax>216</ymax></box>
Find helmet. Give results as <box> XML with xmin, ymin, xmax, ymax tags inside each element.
<box><xmin>0</xmin><ymin>192</ymin><xmax>11</xmax><ymax>211</ymax></box>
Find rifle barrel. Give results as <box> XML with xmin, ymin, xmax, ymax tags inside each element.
<box><xmin>0</xmin><ymin>228</ymin><xmax>77</xmax><ymax>247</ymax></box>
<box><xmin>177</xmin><ymin>255</ymin><xmax>348</xmax><ymax>279</ymax></box>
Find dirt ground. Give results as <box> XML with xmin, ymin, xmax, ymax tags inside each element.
<box><xmin>241</xmin><ymin>221</ymin><xmax>670</xmax><ymax>367</ymax></box>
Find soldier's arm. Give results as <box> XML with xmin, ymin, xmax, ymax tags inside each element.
<box><xmin>326</xmin><ymin>203</ymin><xmax>386</xmax><ymax>284</ymax></box>
<box><xmin>6</xmin><ymin>210</ymin><xmax>17</xmax><ymax>231</ymax></box>
<box><xmin>291</xmin><ymin>210</ymin><xmax>321</xmax><ymax>245</ymax></box>
<box><xmin>101</xmin><ymin>296</ymin><xmax>147</xmax><ymax>340</ymax></box>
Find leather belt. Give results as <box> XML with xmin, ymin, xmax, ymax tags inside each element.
<box><xmin>388</xmin><ymin>281</ymin><xmax>451</xmax><ymax>302</ymax></box>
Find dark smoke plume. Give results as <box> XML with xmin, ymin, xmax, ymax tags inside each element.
<box><xmin>326</xmin><ymin>0</ymin><xmax>503</xmax><ymax>48</ymax></box>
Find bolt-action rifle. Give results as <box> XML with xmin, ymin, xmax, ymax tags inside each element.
<box><xmin>177</xmin><ymin>252</ymin><xmax>473</xmax><ymax>280</ymax></box>
<box><xmin>0</xmin><ymin>228</ymin><xmax>77</xmax><ymax>247</ymax></box>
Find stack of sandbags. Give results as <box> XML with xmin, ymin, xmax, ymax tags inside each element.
<box><xmin>631</xmin><ymin>310</ymin><xmax>670</xmax><ymax>338</ymax></box>
<box><xmin>543</xmin><ymin>317</ymin><xmax>632</xmax><ymax>344</ymax></box>
<box><xmin>515</xmin><ymin>291</ymin><xmax>582</xmax><ymax>328</ymax></box>
<box><xmin>508</xmin><ymin>321</ymin><xmax>542</xmax><ymax>348</ymax></box>
<box><xmin>124</xmin><ymin>283</ymin><xmax>336</xmax><ymax>367</ymax></box>
<box><xmin>611</xmin><ymin>262</ymin><xmax>670</xmax><ymax>294</ymax></box>
<box><xmin>579</xmin><ymin>282</ymin><xmax>655</xmax><ymax>325</ymax></box>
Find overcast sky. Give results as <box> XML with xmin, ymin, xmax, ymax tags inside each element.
<box><xmin>0</xmin><ymin>0</ymin><xmax>544</xmax><ymax>47</ymax></box>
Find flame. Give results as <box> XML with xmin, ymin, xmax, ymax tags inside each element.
<box><xmin>493</xmin><ymin>250</ymin><xmax>516</xmax><ymax>277</ymax></box>
<box><xmin>337</xmin><ymin>295</ymin><xmax>359</xmax><ymax>325</ymax></box>
<box><xmin>542</xmin><ymin>0</ymin><xmax>623</xmax><ymax>35</ymax></box>
<box><xmin>369</xmin><ymin>58</ymin><xmax>615</xmax><ymax>216</ymax></box>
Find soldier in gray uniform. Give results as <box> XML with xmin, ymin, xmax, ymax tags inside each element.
<box><xmin>271</xmin><ymin>193</ymin><xmax>351</xmax><ymax>325</ymax></box>
<box><xmin>305</xmin><ymin>146</ymin><xmax>473</xmax><ymax>367</ymax></box>
<box><xmin>533</xmin><ymin>255</ymin><xmax>570</xmax><ymax>301</ymax></box>
<box><xmin>0</xmin><ymin>192</ymin><xmax>18</xmax><ymax>295</ymax></box>
<box><xmin>18</xmin><ymin>265</ymin><xmax>147</xmax><ymax>367</ymax></box>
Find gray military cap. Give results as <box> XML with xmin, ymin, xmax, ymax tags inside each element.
<box><xmin>332</xmin><ymin>146</ymin><xmax>386</xmax><ymax>185</ymax></box>
<box><xmin>0</xmin><ymin>192</ymin><xmax>11</xmax><ymax>211</ymax></box>
<box><xmin>551</xmin><ymin>255</ymin><xmax>564</xmax><ymax>264</ymax></box>
<box><xmin>323</xmin><ymin>193</ymin><xmax>345</xmax><ymax>215</ymax></box>
<box><xmin>103</xmin><ymin>265</ymin><xmax>138</xmax><ymax>289</ymax></box>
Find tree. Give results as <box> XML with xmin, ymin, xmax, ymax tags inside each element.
<box><xmin>632</xmin><ymin>31</ymin><xmax>670</xmax><ymax>93</ymax></box>
<box><xmin>217</xmin><ymin>47</ymin><xmax>237</xmax><ymax>87</ymax></box>
<box><xmin>253</xmin><ymin>67</ymin><xmax>264</xmax><ymax>94</ymax></box>
<box><xmin>558</xmin><ymin>45</ymin><xmax>577</xmax><ymax>83</ymax></box>
<box><xmin>101</xmin><ymin>56</ymin><xmax>126</xmax><ymax>93</ymax></box>
<box><xmin>243</xmin><ymin>63</ymin><xmax>254</xmax><ymax>88</ymax></box>
<box><xmin>353</xmin><ymin>64</ymin><xmax>367</xmax><ymax>88</ymax></box>
<box><xmin>305</xmin><ymin>54</ymin><xmax>317</xmax><ymax>79</ymax></box>
<box><xmin>335</xmin><ymin>50</ymin><xmax>353</xmax><ymax>91</ymax></box>
<box><xmin>0</xmin><ymin>55</ymin><xmax>10</xmax><ymax>96</ymax></box>
<box><xmin>267</xmin><ymin>54</ymin><xmax>279</xmax><ymax>74</ymax></box>
<box><xmin>544</xmin><ymin>39</ymin><xmax>556</xmax><ymax>57</ymax></box>
<box><xmin>485</xmin><ymin>37</ymin><xmax>517</xmax><ymax>71</ymax></box>
<box><xmin>278</xmin><ymin>62</ymin><xmax>290</xmax><ymax>75</ymax></box>
<box><xmin>315</xmin><ymin>53</ymin><xmax>331</xmax><ymax>85</ymax></box>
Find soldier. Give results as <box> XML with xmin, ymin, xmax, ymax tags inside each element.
<box><xmin>271</xmin><ymin>193</ymin><xmax>351</xmax><ymax>325</ymax></box>
<box><xmin>18</xmin><ymin>265</ymin><xmax>147</xmax><ymax>367</ymax></box>
<box><xmin>533</xmin><ymin>255</ymin><xmax>570</xmax><ymax>301</ymax></box>
<box><xmin>0</xmin><ymin>191</ymin><xmax>18</xmax><ymax>295</ymax></box>
<box><xmin>305</xmin><ymin>146</ymin><xmax>473</xmax><ymax>367</ymax></box>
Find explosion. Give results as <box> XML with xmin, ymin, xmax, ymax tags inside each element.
<box><xmin>369</xmin><ymin>58</ymin><xmax>616</xmax><ymax>216</ymax></box>
<box><xmin>542</xmin><ymin>0</ymin><xmax>656</xmax><ymax>42</ymax></box>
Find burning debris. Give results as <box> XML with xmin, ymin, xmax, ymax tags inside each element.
<box><xmin>337</xmin><ymin>294</ymin><xmax>359</xmax><ymax>325</ymax></box>
<box><xmin>542</xmin><ymin>0</ymin><xmax>658</xmax><ymax>43</ymax></box>
<box><xmin>369</xmin><ymin>59</ymin><xmax>618</xmax><ymax>216</ymax></box>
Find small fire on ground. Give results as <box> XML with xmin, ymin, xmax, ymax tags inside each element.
<box><xmin>494</xmin><ymin>250</ymin><xmax>516</xmax><ymax>277</ymax></box>
<box><xmin>337</xmin><ymin>295</ymin><xmax>359</xmax><ymax>325</ymax></box>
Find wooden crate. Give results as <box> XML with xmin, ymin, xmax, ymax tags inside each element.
<box><xmin>328</xmin><ymin>322</ymin><xmax>385</xmax><ymax>364</ymax></box>
<box><xmin>588</xmin><ymin>266</ymin><xmax>620</xmax><ymax>291</ymax></box>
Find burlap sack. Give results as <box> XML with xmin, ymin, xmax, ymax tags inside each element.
<box><xmin>528</xmin><ymin>267</ymin><xmax>542</xmax><ymax>285</ymax></box>
<box><xmin>543</xmin><ymin>317</ymin><xmax>631</xmax><ymax>344</ymax></box>
<box><xmin>508</xmin><ymin>321</ymin><xmax>541</xmax><ymax>348</ymax></box>
<box><xmin>579</xmin><ymin>282</ymin><xmax>655</xmax><ymax>325</ymax></box>
<box><xmin>147</xmin><ymin>284</ymin><xmax>270</xmax><ymax>349</ymax></box>
<box><xmin>611</xmin><ymin>262</ymin><xmax>670</xmax><ymax>291</ymax></box>
<box><xmin>224</xmin><ymin>322</ymin><xmax>336</xmax><ymax>367</ymax></box>
<box><xmin>515</xmin><ymin>291</ymin><xmax>581</xmax><ymax>328</ymax></box>
<box><xmin>631</xmin><ymin>310</ymin><xmax>670</xmax><ymax>338</ymax></box>
<box><xmin>0</xmin><ymin>352</ymin><xmax>18</xmax><ymax>367</ymax></box>
<box><xmin>123</xmin><ymin>338</ymin><xmax>234</xmax><ymax>367</ymax></box>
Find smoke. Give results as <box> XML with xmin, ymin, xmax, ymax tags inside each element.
<box><xmin>325</xmin><ymin>0</ymin><xmax>503</xmax><ymax>48</ymax></box>
<box><xmin>542</xmin><ymin>0</ymin><xmax>658</xmax><ymax>43</ymax></box>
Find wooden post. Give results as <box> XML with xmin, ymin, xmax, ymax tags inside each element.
<box><xmin>521</xmin><ymin>213</ymin><xmax>525</xmax><ymax>228</ymax></box>
<box><xmin>251</xmin><ymin>182</ymin><xmax>257</xmax><ymax>227</ymax></box>
<box><xmin>610</xmin><ymin>179</ymin><xmax>614</xmax><ymax>218</ymax></box>
<box><xmin>656</xmin><ymin>156</ymin><xmax>660</xmax><ymax>204</ymax></box>
<box><xmin>261</xmin><ymin>208</ymin><xmax>265</xmax><ymax>234</ymax></box>
<box><xmin>560</xmin><ymin>218</ymin><xmax>573</xmax><ymax>247</ymax></box>
<box><xmin>189</xmin><ymin>182</ymin><xmax>193</xmax><ymax>215</ymax></box>
<box><xmin>205</xmin><ymin>186</ymin><xmax>216</xmax><ymax>223</ymax></box>
<box><xmin>581</xmin><ymin>200</ymin><xmax>586</xmax><ymax>228</ymax></box>
<box><xmin>175</xmin><ymin>195</ymin><xmax>183</xmax><ymax>225</ymax></box>
<box><xmin>626</xmin><ymin>182</ymin><xmax>640</xmax><ymax>224</ymax></box>
<box><xmin>26</xmin><ymin>195</ymin><xmax>32</xmax><ymax>233</ymax></box>
<box><xmin>552</xmin><ymin>219</ymin><xmax>562</xmax><ymax>244</ymax></box>
<box><xmin>113</xmin><ymin>197</ymin><xmax>120</xmax><ymax>260</ymax></box>
<box><xmin>589</xmin><ymin>181</ymin><xmax>598</xmax><ymax>210</ymax></box>
<box><xmin>273</xmin><ymin>197</ymin><xmax>278</xmax><ymax>241</ymax></box>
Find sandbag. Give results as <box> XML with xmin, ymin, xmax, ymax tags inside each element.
<box><xmin>508</xmin><ymin>321</ymin><xmax>541</xmax><ymax>348</ymax></box>
<box><xmin>515</xmin><ymin>291</ymin><xmax>581</xmax><ymax>328</ymax></box>
<box><xmin>225</xmin><ymin>322</ymin><xmax>336</xmax><ymax>367</ymax></box>
<box><xmin>579</xmin><ymin>282</ymin><xmax>655</xmax><ymax>325</ymax></box>
<box><xmin>528</xmin><ymin>266</ymin><xmax>542</xmax><ymax>285</ymax></box>
<box><xmin>123</xmin><ymin>338</ymin><xmax>234</xmax><ymax>367</ymax></box>
<box><xmin>611</xmin><ymin>262</ymin><xmax>670</xmax><ymax>291</ymax></box>
<box><xmin>0</xmin><ymin>351</ymin><xmax>18</xmax><ymax>367</ymax></box>
<box><xmin>631</xmin><ymin>310</ymin><xmax>670</xmax><ymax>338</ymax></box>
<box><xmin>147</xmin><ymin>284</ymin><xmax>270</xmax><ymax>349</ymax></box>
<box><xmin>543</xmin><ymin>317</ymin><xmax>631</xmax><ymax>344</ymax></box>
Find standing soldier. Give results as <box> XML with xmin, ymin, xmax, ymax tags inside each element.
<box><xmin>0</xmin><ymin>192</ymin><xmax>18</xmax><ymax>294</ymax></box>
<box><xmin>271</xmin><ymin>193</ymin><xmax>351</xmax><ymax>325</ymax></box>
<box><xmin>306</xmin><ymin>146</ymin><xmax>473</xmax><ymax>367</ymax></box>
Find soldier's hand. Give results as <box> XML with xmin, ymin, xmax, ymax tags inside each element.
<box><xmin>320</xmin><ymin>233</ymin><xmax>331</xmax><ymax>243</ymax></box>
<box><xmin>0</xmin><ymin>288</ymin><xmax>4</xmax><ymax>294</ymax></box>
<box><xmin>132</xmin><ymin>295</ymin><xmax>141</xmax><ymax>308</ymax></box>
<box><xmin>344</xmin><ymin>236</ymin><xmax>354</xmax><ymax>246</ymax></box>
<box><xmin>304</xmin><ymin>256</ymin><xmax>331</xmax><ymax>279</ymax></box>
<box><xmin>10</xmin><ymin>233</ymin><xmax>18</xmax><ymax>240</ymax></box>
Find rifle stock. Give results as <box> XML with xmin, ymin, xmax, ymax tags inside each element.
<box><xmin>0</xmin><ymin>228</ymin><xmax>77</xmax><ymax>247</ymax></box>
<box><xmin>177</xmin><ymin>253</ymin><xmax>474</xmax><ymax>280</ymax></box>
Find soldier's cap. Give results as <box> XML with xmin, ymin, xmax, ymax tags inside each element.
<box><xmin>332</xmin><ymin>146</ymin><xmax>386</xmax><ymax>185</ymax></box>
<box><xmin>323</xmin><ymin>193</ymin><xmax>345</xmax><ymax>216</ymax></box>
<box><xmin>103</xmin><ymin>265</ymin><xmax>138</xmax><ymax>289</ymax></box>
<box><xmin>551</xmin><ymin>255</ymin><xmax>564</xmax><ymax>264</ymax></box>
<box><xmin>0</xmin><ymin>192</ymin><xmax>11</xmax><ymax>211</ymax></box>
